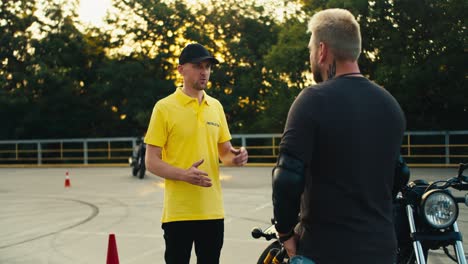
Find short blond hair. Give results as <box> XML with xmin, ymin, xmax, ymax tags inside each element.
<box><xmin>307</xmin><ymin>8</ymin><xmax>361</xmax><ymax>61</ymax></box>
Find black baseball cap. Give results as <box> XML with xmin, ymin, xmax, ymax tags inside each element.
<box><xmin>179</xmin><ymin>43</ymin><xmax>219</xmax><ymax>65</ymax></box>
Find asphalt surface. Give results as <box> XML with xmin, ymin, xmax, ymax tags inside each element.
<box><xmin>1</xmin><ymin>166</ymin><xmax>467</xmax><ymax>264</ymax></box>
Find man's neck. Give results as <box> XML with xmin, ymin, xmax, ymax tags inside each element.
<box><xmin>336</xmin><ymin>61</ymin><xmax>361</xmax><ymax>77</ymax></box>
<box><xmin>323</xmin><ymin>60</ymin><xmax>361</xmax><ymax>81</ymax></box>
<box><xmin>182</xmin><ymin>86</ymin><xmax>204</xmax><ymax>104</ymax></box>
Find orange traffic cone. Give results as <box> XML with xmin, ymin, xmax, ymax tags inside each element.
<box><xmin>64</xmin><ymin>171</ymin><xmax>71</xmax><ymax>188</ymax></box>
<box><xmin>106</xmin><ymin>234</ymin><xmax>120</xmax><ymax>264</ymax></box>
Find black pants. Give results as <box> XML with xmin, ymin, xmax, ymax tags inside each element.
<box><xmin>161</xmin><ymin>219</ymin><xmax>224</xmax><ymax>264</ymax></box>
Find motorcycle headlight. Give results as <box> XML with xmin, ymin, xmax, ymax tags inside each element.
<box><xmin>421</xmin><ymin>190</ymin><xmax>458</xmax><ymax>229</ymax></box>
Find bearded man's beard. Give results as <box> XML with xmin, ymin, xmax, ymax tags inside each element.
<box><xmin>193</xmin><ymin>82</ymin><xmax>206</xmax><ymax>90</ymax></box>
<box><xmin>313</xmin><ymin>66</ymin><xmax>323</xmax><ymax>83</ymax></box>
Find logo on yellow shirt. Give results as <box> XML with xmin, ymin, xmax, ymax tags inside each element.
<box><xmin>207</xmin><ymin>121</ymin><xmax>220</xmax><ymax>127</ymax></box>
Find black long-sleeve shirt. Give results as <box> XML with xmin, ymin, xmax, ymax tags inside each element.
<box><xmin>277</xmin><ymin>76</ymin><xmax>405</xmax><ymax>264</ymax></box>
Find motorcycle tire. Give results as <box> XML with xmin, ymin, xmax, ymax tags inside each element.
<box><xmin>257</xmin><ymin>241</ymin><xmax>283</xmax><ymax>264</ymax></box>
<box><xmin>137</xmin><ymin>149</ymin><xmax>146</xmax><ymax>179</ymax></box>
<box><xmin>132</xmin><ymin>166</ymin><xmax>138</xmax><ymax>176</ymax></box>
<box><xmin>138</xmin><ymin>165</ymin><xmax>145</xmax><ymax>179</ymax></box>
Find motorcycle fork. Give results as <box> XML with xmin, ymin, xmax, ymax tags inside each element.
<box><xmin>452</xmin><ymin>222</ymin><xmax>467</xmax><ymax>264</ymax></box>
<box><xmin>406</xmin><ymin>205</ymin><xmax>427</xmax><ymax>264</ymax></box>
<box><xmin>406</xmin><ymin>205</ymin><xmax>467</xmax><ymax>264</ymax></box>
<box><xmin>263</xmin><ymin>248</ymin><xmax>277</xmax><ymax>264</ymax></box>
<box><xmin>272</xmin><ymin>248</ymin><xmax>286</xmax><ymax>264</ymax></box>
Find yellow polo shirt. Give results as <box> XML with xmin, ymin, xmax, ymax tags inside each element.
<box><xmin>145</xmin><ymin>88</ymin><xmax>232</xmax><ymax>223</ymax></box>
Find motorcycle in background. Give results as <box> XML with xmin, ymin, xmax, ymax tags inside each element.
<box><xmin>129</xmin><ymin>137</ymin><xmax>146</xmax><ymax>179</ymax></box>
<box><xmin>251</xmin><ymin>163</ymin><xmax>468</xmax><ymax>264</ymax></box>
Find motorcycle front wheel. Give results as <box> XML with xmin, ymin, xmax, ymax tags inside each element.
<box><xmin>132</xmin><ymin>165</ymin><xmax>138</xmax><ymax>176</ymax></box>
<box><xmin>137</xmin><ymin>153</ymin><xmax>146</xmax><ymax>179</ymax></box>
<box><xmin>138</xmin><ymin>163</ymin><xmax>146</xmax><ymax>179</ymax></box>
<box><xmin>257</xmin><ymin>241</ymin><xmax>285</xmax><ymax>264</ymax></box>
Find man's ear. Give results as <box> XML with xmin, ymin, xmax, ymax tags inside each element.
<box><xmin>177</xmin><ymin>64</ymin><xmax>184</xmax><ymax>74</ymax></box>
<box><xmin>318</xmin><ymin>42</ymin><xmax>328</xmax><ymax>64</ymax></box>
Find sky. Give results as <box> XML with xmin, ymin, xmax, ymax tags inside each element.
<box><xmin>76</xmin><ymin>0</ymin><xmax>301</xmax><ymax>27</ymax></box>
<box><xmin>77</xmin><ymin>0</ymin><xmax>112</xmax><ymax>27</ymax></box>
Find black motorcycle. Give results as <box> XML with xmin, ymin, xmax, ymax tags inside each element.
<box><xmin>129</xmin><ymin>137</ymin><xmax>146</xmax><ymax>179</ymax></box>
<box><xmin>395</xmin><ymin>163</ymin><xmax>468</xmax><ymax>264</ymax></box>
<box><xmin>252</xmin><ymin>163</ymin><xmax>468</xmax><ymax>264</ymax></box>
<box><xmin>251</xmin><ymin>219</ymin><xmax>288</xmax><ymax>264</ymax></box>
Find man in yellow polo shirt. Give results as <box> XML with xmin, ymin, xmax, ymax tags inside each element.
<box><xmin>144</xmin><ymin>43</ymin><xmax>248</xmax><ymax>264</ymax></box>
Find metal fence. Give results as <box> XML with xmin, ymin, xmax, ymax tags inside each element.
<box><xmin>0</xmin><ymin>131</ymin><xmax>467</xmax><ymax>167</ymax></box>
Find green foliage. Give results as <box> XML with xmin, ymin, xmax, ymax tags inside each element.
<box><xmin>188</xmin><ymin>0</ymin><xmax>285</xmax><ymax>133</ymax></box>
<box><xmin>301</xmin><ymin>0</ymin><xmax>467</xmax><ymax>130</ymax></box>
<box><xmin>260</xmin><ymin>18</ymin><xmax>309</xmax><ymax>132</ymax></box>
<box><xmin>362</xmin><ymin>0</ymin><xmax>467</xmax><ymax>130</ymax></box>
<box><xmin>0</xmin><ymin>0</ymin><xmax>39</xmax><ymax>138</ymax></box>
<box><xmin>264</xmin><ymin>19</ymin><xmax>310</xmax><ymax>86</ymax></box>
<box><xmin>1</xmin><ymin>0</ymin><xmax>466</xmax><ymax>139</ymax></box>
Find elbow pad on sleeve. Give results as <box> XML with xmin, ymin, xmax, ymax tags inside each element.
<box><xmin>393</xmin><ymin>155</ymin><xmax>410</xmax><ymax>197</ymax></box>
<box><xmin>272</xmin><ymin>152</ymin><xmax>305</xmax><ymax>233</ymax></box>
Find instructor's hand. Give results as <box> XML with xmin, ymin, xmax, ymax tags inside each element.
<box><xmin>185</xmin><ymin>159</ymin><xmax>211</xmax><ymax>187</ymax></box>
<box><xmin>230</xmin><ymin>146</ymin><xmax>248</xmax><ymax>166</ymax></box>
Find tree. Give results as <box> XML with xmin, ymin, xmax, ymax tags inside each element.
<box><xmin>369</xmin><ymin>0</ymin><xmax>467</xmax><ymax>130</ymax></box>
<box><xmin>202</xmin><ymin>0</ymin><xmax>282</xmax><ymax>132</ymax></box>
<box><xmin>0</xmin><ymin>0</ymin><xmax>38</xmax><ymax>138</ymax></box>
<box><xmin>260</xmin><ymin>18</ymin><xmax>310</xmax><ymax>132</ymax></box>
<box><xmin>287</xmin><ymin>0</ymin><xmax>468</xmax><ymax>130</ymax></box>
<box><xmin>108</xmin><ymin>0</ymin><xmax>288</xmax><ymax>133</ymax></box>
<box><xmin>2</xmin><ymin>0</ymin><xmax>466</xmax><ymax>140</ymax></box>
<box><xmin>19</xmin><ymin>1</ymin><xmax>110</xmax><ymax>138</ymax></box>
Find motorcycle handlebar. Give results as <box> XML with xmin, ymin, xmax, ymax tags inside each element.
<box><xmin>454</xmin><ymin>197</ymin><xmax>466</xmax><ymax>204</ymax></box>
<box><xmin>429</xmin><ymin>176</ymin><xmax>468</xmax><ymax>191</ymax></box>
<box><xmin>457</xmin><ymin>163</ymin><xmax>468</xmax><ymax>179</ymax></box>
<box><xmin>251</xmin><ymin>227</ymin><xmax>277</xmax><ymax>241</ymax></box>
<box><xmin>451</xmin><ymin>183</ymin><xmax>468</xmax><ymax>191</ymax></box>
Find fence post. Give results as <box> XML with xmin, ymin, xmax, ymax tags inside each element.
<box><xmin>445</xmin><ymin>131</ymin><xmax>450</xmax><ymax>165</ymax></box>
<box><xmin>108</xmin><ymin>141</ymin><xmax>111</xmax><ymax>159</ymax></box>
<box><xmin>83</xmin><ymin>140</ymin><xmax>88</xmax><ymax>165</ymax></box>
<box><xmin>272</xmin><ymin>137</ymin><xmax>276</xmax><ymax>157</ymax></box>
<box><xmin>37</xmin><ymin>142</ymin><xmax>42</xmax><ymax>165</ymax></box>
<box><xmin>407</xmin><ymin>134</ymin><xmax>411</xmax><ymax>156</ymax></box>
<box><xmin>60</xmin><ymin>141</ymin><xmax>63</xmax><ymax>160</ymax></box>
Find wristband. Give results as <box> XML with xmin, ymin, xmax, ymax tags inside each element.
<box><xmin>278</xmin><ymin>230</ymin><xmax>295</xmax><ymax>243</ymax></box>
